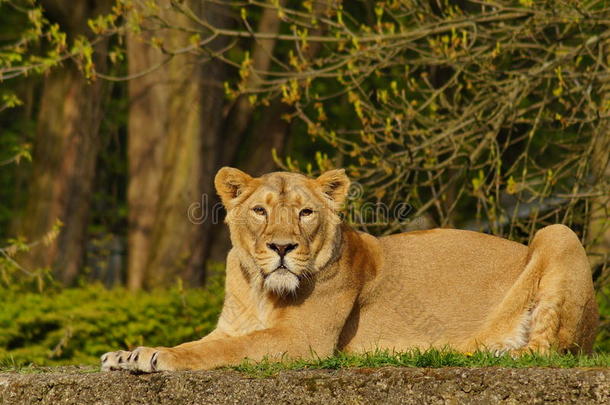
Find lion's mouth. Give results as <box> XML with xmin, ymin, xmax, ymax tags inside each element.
<box><xmin>274</xmin><ymin>266</ymin><xmax>294</xmax><ymax>274</ymax></box>
<box><xmin>274</xmin><ymin>259</ymin><xmax>295</xmax><ymax>272</ymax></box>
<box><xmin>264</xmin><ymin>264</ymin><xmax>297</xmax><ymax>278</ymax></box>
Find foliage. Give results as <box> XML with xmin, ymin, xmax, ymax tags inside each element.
<box><xmin>104</xmin><ymin>0</ymin><xmax>609</xmax><ymax>279</ymax></box>
<box><xmin>1</xmin><ymin>1</ymin><xmax>608</xmax><ymax>267</ymax></box>
<box><xmin>0</xmin><ymin>0</ymin><xmax>121</xmax><ymax>84</ymax></box>
<box><xmin>0</xmin><ymin>218</ymin><xmax>63</xmax><ymax>293</ymax></box>
<box><xmin>232</xmin><ymin>0</ymin><xmax>610</xmax><ymax>242</ymax></box>
<box><xmin>233</xmin><ymin>349</ymin><xmax>610</xmax><ymax>378</ymax></box>
<box><xmin>0</xmin><ymin>270</ymin><xmax>225</xmax><ymax>367</ymax></box>
<box><xmin>595</xmin><ymin>287</ymin><xmax>610</xmax><ymax>353</ymax></box>
<box><xmin>2</xmin><ymin>3</ymin><xmax>608</xmax><ymax>226</ymax></box>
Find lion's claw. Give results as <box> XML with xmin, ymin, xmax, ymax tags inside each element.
<box><xmin>101</xmin><ymin>347</ymin><xmax>172</xmax><ymax>372</ymax></box>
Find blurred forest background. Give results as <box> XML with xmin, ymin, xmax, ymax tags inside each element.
<box><xmin>1</xmin><ymin>0</ymin><xmax>609</xmax><ymax>365</ymax></box>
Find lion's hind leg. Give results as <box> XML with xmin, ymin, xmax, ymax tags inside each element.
<box><xmin>468</xmin><ymin>225</ymin><xmax>598</xmax><ymax>355</ymax></box>
<box><xmin>525</xmin><ymin>225</ymin><xmax>598</xmax><ymax>354</ymax></box>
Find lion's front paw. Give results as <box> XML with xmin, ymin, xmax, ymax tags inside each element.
<box><xmin>100</xmin><ymin>347</ymin><xmax>175</xmax><ymax>372</ymax></box>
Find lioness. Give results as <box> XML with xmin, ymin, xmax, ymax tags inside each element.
<box><xmin>102</xmin><ymin>168</ymin><xmax>598</xmax><ymax>372</ymax></box>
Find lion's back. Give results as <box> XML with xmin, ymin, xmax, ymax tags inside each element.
<box><xmin>379</xmin><ymin>228</ymin><xmax>528</xmax><ymax>296</ymax></box>
<box><xmin>342</xmin><ymin>229</ymin><xmax>529</xmax><ymax>351</ymax></box>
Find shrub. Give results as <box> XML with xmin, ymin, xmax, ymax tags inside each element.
<box><xmin>0</xmin><ymin>273</ymin><xmax>224</xmax><ymax>367</ymax></box>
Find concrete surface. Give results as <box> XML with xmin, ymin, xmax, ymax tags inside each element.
<box><xmin>1</xmin><ymin>366</ymin><xmax>609</xmax><ymax>404</ymax></box>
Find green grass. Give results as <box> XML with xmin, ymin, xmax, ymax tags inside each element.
<box><xmin>231</xmin><ymin>349</ymin><xmax>610</xmax><ymax>377</ymax></box>
<box><xmin>3</xmin><ymin>348</ymin><xmax>609</xmax><ymax>375</ymax></box>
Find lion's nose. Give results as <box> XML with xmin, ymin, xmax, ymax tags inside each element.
<box><xmin>267</xmin><ymin>243</ymin><xmax>298</xmax><ymax>257</ymax></box>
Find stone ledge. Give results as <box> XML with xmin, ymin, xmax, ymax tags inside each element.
<box><xmin>1</xmin><ymin>367</ymin><xmax>609</xmax><ymax>404</ymax></box>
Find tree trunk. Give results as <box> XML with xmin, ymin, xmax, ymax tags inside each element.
<box><xmin>587</xmin><ymin>54</ymin><xmax>610</xmax><ymax>282</ymax></box>
<box><xmin>15</xmin><ymin>0</ymin><xmax>111</xmax><ymax>284</ymax></box>
<box><xmin>205</xmin><ymin>4</ymin><xmax>292</xmax><ymax>263</ymax></box>
<box><xmin>127</xmin><ymin>0</ymin><xmax>231</xmax><ymax>289</ymax></box>
<box><xmin>125</xmin><ymin>27</ymin><xmax>168</xmax><ymax>289</ymax></box>
<box><xmin>219</xmin><ymin>3</ymin><xmax>285</xmax><ymax>165</ymax></box>
<box><xmin>243</xmin><ymin>101</ymin><xmax>291</xmax><ymax>176</ymax></box>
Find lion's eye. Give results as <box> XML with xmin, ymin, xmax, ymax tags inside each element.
<box><xmin>252</xmin><ymin>206</ymin><xmax>267</xmax><ymax>216</ymax></box>
<box><xmin>299</xmin><ymin>208</ymin><xmax>314</xmax><ymax>217</ymax></box>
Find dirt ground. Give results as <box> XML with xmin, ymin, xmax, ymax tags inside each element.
<box><xmin>1</xmin><ymin>366</ymin><xmax>609</xmax><ymax>404</ymax></box>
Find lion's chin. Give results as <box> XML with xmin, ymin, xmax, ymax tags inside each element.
<box><xmin>263</xmin><ymin>268</ymin><xmax>300</xmax><ymax>296</ymax></box>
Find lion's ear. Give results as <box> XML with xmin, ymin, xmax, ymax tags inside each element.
<box><xmin>315</xmin><ymin>169</ymin><xmax>350</xmax><ymax>207</ymax></box>
<box><xmin>215</xmin><ymin>167</ymin><xmax>253</xmax><ymax>207</ymax></box>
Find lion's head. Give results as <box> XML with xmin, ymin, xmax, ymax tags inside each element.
<box><xmin>215</xmin><ymin>167</ymin><xmax>350</xmax><ymax>296</ymax></box>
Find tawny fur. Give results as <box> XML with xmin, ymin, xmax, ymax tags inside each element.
<box><xmin>101</xmin><ymin>168</ymin><xmax>598</xmax><ymax>372</ymax></box>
